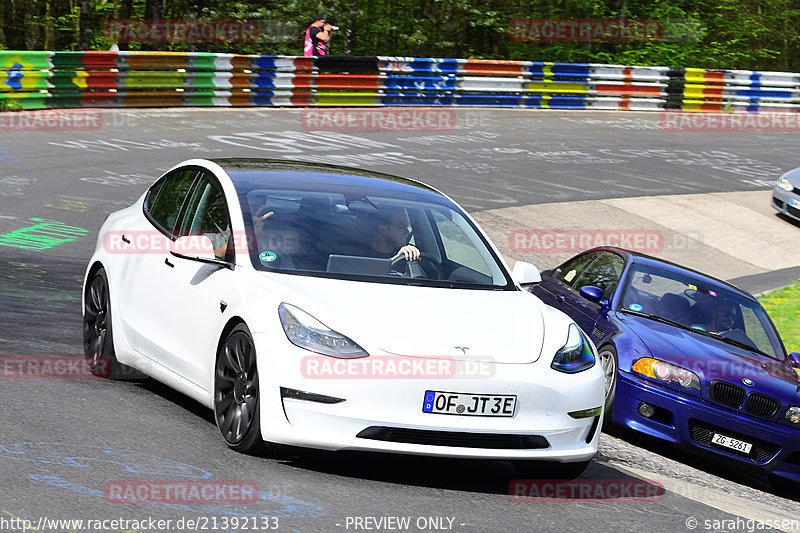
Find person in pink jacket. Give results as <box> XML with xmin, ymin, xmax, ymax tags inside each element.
<box><xmin>304</xmin><ymin>15</ymin><xmax>332</xmax><ymax>56</ymax></box>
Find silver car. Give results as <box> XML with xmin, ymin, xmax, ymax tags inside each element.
<box><xmin>772</xmin><ymin>167</ymin><xmax>800</xmax><ymax>223</ymax></box>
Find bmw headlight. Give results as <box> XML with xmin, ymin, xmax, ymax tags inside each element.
<box><xmin>632</xmin><ymin>357</ymin><xmax>700</xmax><ymax>390</ymax></box>
<box><xmin>776</xmin><ymin>176</ymin><xmax>794</xmax><ymax>192</ymax></box>
<box><xmin>551</xmin><ymin>323</ymin><xmax>596</xmax><ymax>373</ymax></box>
<box><xmin>278</xmin><ymin>303</ymin><xmax>368</xmax><ymax>358</ymax></box>
<box><xmin>785</xmin><ymin>406</ymin><xmax>800</xmax><ymax>424</ymax></box>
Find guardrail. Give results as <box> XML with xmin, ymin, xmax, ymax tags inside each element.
<box><xmin>2</xmin><ymin>51</ymin><xmax>799</xmax><ymax>112</ymax></box>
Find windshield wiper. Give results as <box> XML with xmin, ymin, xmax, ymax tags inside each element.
<box><xmin>713</xmin><ymin>335</ymin><xmax>774</xmax><ymax>359</ymax></box>
<box><xmin>620</xmin><ymin>308</ymin><xmax>690</xmax><ymax>330</ymax></box>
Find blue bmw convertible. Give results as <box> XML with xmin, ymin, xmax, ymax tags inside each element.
<box><xmin>532</xmin><ymin>247</ymin><xmax>800</xmax><ymax>488</ymax></box>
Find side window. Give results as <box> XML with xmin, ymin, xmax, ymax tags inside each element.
<box><xmin>145</xmin><ymin>169</ymin><xmax>197</xmax><ymax>234</ymax></box>
<box><xmin>557</xmin><ymin>252</ymin><xmax>602</xmax><ymax>287</ymax></box>
<box><xmin>574</xmin><ymin>253</ymin><xmax>625</xmax><ymax>299</ymax></box>
<box><xmin>178</xmin><ymin>172</ymin><xmax>232</xmax><ymax>262</ymax></box>
<box><xmin>431</xmin><ymin>210</ymin><xmax>491</xmax><ymax>277</ymax></box>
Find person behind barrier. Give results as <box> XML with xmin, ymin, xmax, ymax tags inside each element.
<box><xmin>304</xmin><ymin>15</ymin><xmax>332</xmax><ymax>57</ymax></box>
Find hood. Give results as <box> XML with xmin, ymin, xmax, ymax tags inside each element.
<box><xmin>271</xmin><ymin>275</ymin><xmax>547</xmax><ymax>364</ymax></box>
<box><xmin>619</xmin><ymin>313</ymin><xmax>800</xmax><ymax>400</ymax></box>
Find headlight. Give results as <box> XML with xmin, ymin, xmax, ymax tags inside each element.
<box><xmin>278</xmin><ymin>303</ymin><xmax>368</xmax><ymax>358</ymax></box>
<box><xmin>776</xmin><ymin>176</ymin><xmax>794</xmax><ymax>192</ymax></box>
<box><xmin>785</xmin><ymin>406</ymin><xmax>800</xmax><ymax>424</ymax></box>
<box><xmin>551</xmin><ymin>323</ymin><xmax>595</xmax><ymax>373</ymax></box>
<box><xmin>632</xmin><ymin>357</ymin><xmax>700</xmax><ymax>390</ymax></box>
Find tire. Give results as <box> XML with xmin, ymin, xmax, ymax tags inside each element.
<box><xmin>511</xmin><ymin>459</ymin><xmax>591</xmax><ymax>480</ymax></box>
<box><xmin>214</xmin><ymin>323</ymin><xmax>266</xmax><ymax>454</ymax></box>
<box><xmin>598</xmin><ymin>345</ymin><xmax>618</xmax><ymax>424</ymax></box>
<box><xmin>83</xmin><ymin>267</ymin><xmax>138</xmax><ymax>379</ymax></box>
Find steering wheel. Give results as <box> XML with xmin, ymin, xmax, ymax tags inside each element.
<box><xmin>390</xmin><ymin>252</ymin><xmax>444</xmax><ymax>280</ymax></box>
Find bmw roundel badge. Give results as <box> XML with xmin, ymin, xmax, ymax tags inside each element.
<box><xmin>742</xmin><ymin>377</ymin><xmax>754</xmax><ymax>387</ymax></box>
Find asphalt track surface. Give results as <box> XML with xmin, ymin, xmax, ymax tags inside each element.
<box><xmin>1</xmin><ymin>108</ymin><xmax>799</xmax><ymax>533</ymax></box>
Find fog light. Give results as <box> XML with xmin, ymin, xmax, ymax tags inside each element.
<box><xmin>785</xmin><ymin>406</ymin><xmax>800</xmax><ymax>424</ymax></box>
<box><xmin>638</xmin><ymin>402</ymin><xmax>656</xmax><ymax>418</ymax></box>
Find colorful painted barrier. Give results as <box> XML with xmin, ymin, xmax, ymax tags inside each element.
<box><xmin>2</xmin><ymin>51</ymin><xmax>799</xmax><ymax>112</ymax></box>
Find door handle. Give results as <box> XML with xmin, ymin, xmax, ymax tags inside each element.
<box><xmin>557</xmin><ymin>294</ymin><xmax>566</xmax><ymax>302</ymax></box>
<box><xmin>164</xmin><ymin>258</ymin><xmax>174</xmax><ymax>268</ymax></box>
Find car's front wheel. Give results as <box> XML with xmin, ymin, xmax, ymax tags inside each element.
<box><xmin>511</xmin><ymin>459</ymin><xmax>591</xmax><ymax>480</ymax></box>
<box><xmin>214</xmin><ymin>323</ymin><xmax>265</xmax><ymax>454</ymax></box>
<box><xmin>598</xmin><ymin>345</ymin><xmax>618</xmax><ymax>423</ymax></box>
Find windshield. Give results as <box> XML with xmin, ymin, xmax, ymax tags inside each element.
<box><xmin>620</xmin><ymin>264</ymin><xmax>785</xmax><ymax>360</ymax></box>
<box><xmin>239</xmin><ymin>185</ymin><xmax>513</xmax><ymax>290</ymax></box>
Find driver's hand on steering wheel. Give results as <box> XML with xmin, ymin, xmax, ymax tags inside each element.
<box><xmin>391</xmin><ymin>245</ymin><xmax>420</xmax><ymax>261</ymax></box>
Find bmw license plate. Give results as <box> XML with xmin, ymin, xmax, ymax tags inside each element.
<box><xmin>711</xmin><ymin>433</ymin><xmax>753</xmax><ymax>454</ymax></box>
<box><xmin>422</xmin><ymin>390</ymin><xmax>516</xmax><ymax>417</ymax></box>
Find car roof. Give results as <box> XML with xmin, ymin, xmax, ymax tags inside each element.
<box><xmin>590</xmin><ymin>246</ymin><xmax>757</xmax><ymax>301</ymax></box>
<box><xmin>208</xmin><ymin>158</ymin><xmax>445</xmax><ymax>199</ymax></box>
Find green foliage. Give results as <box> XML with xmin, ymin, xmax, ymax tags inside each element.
<box><xmin>0</xmin><ymin>0</ymin><xmax>798</xmax><ymax>71</ymax></box>
<box><xmin>0</xmin><ymin>99</ymin><xmax>22</xmax><ymax>111</ymax></box>
<box><xmin>759</xmin><ymin>281</ymin><xmax>800</xmax><ymax>355</ymax></box>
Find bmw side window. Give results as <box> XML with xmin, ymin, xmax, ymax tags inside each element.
<box><xmin>145</xmin><ymin>169</ymin><xmax>197</xmax><ymax>234</ymax></box>
<box><xmin>179</xmin><ymin>172</ymin><xmax>232</xmax><ymax>262</ymax></box>
<box><xmin>556</xmin><ymin>252</ymin><xmax>602</xmax><ymax>287</ymax></box>
<box><xmin>573</xmin><ymin>253</ymin><xmax>625</xmax><ymax>299</ymax></box>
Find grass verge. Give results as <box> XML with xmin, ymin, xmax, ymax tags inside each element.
<box><xmin>759</xmin><ymin>281</ymin><xmax>800</xmax><ymax>354</ymax></box>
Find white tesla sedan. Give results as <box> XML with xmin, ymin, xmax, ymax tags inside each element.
<box><xmin>82</xmin><ymin>158</ymin><xmax>604</xmax><ymax>477</ymax></box>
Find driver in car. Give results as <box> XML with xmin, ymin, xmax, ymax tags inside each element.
<box><xmin>362</xmin><ymin>207</ymin><xmax>420</xmax><ymax>261</ymax></box>
<box><xmin>693</xmin><ymin>299</ymin><xmax>738</xmax><ymax>333</ymax></box>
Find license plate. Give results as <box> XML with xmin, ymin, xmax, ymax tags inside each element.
<box><xmin>711</xmin><ymin>433</ymin><xmax>753</xmax><ymax>454</ymax></box>
<box><xmin>422</xmin><ymin>390</ymin><xmax>516</xmax><ymax>417</ymax></box>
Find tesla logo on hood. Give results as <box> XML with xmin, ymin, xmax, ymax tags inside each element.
<box><xmin>742</xmin><ymin>378</ymin><xmax>754</xmax><ymax>387</ymax></box>
<box><xmin>454</xmin><ymin>346</ymin><xmax>470</xmax><ymax>355</ymax></box>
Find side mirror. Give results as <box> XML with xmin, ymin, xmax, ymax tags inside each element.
<box><xmin>579</xmin><ymin>285</ymin><xmax>610</xmax><ymax>309</ymax></box>
<box><xmin>512</xmin><ymin>261</ymin><xmax>542</xmax><ymax>285</ymax></box>
<box><xmin>788</xmin><ymin>352</ymin><xmax>800</xmax><ymax>368</ymax></box>
<box><xmin>171</xmin><ymin>235</ymin><xmax>232</xmax><ymax>269</ymax></box>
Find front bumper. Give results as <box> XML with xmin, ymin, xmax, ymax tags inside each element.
<box><xmin>614</xmin><ymin>371</ymin><xmax>800</xmax><ymax>482</ymax></box>
<box><xmin>772</xmin><ymin>186</ymin><xmax>800</xmax><ymax>223</ymax></box>
<box><xmin>255</xmin><ymin>335</ymin><xmax>605</xmax><ymax>462</ymax></box>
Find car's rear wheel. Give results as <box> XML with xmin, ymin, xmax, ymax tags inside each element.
<box><xmin>511</xmin><ymin>459</ymin><xmax>591</xmax><ymax>480</ymax></box>
<box><xmin>214</xmin><ymin>323</ymin><xmax>265</xmax><ymax>454</ymax></box>
<box><xmin>83</xmin><ymin>267</ymin><xmax>129</xmax><ymax>379</ymax></box>
<box><xmin>598</xmin><ymin>345</ymin><xmax>618</xmax><ymax>424</ymax></box>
